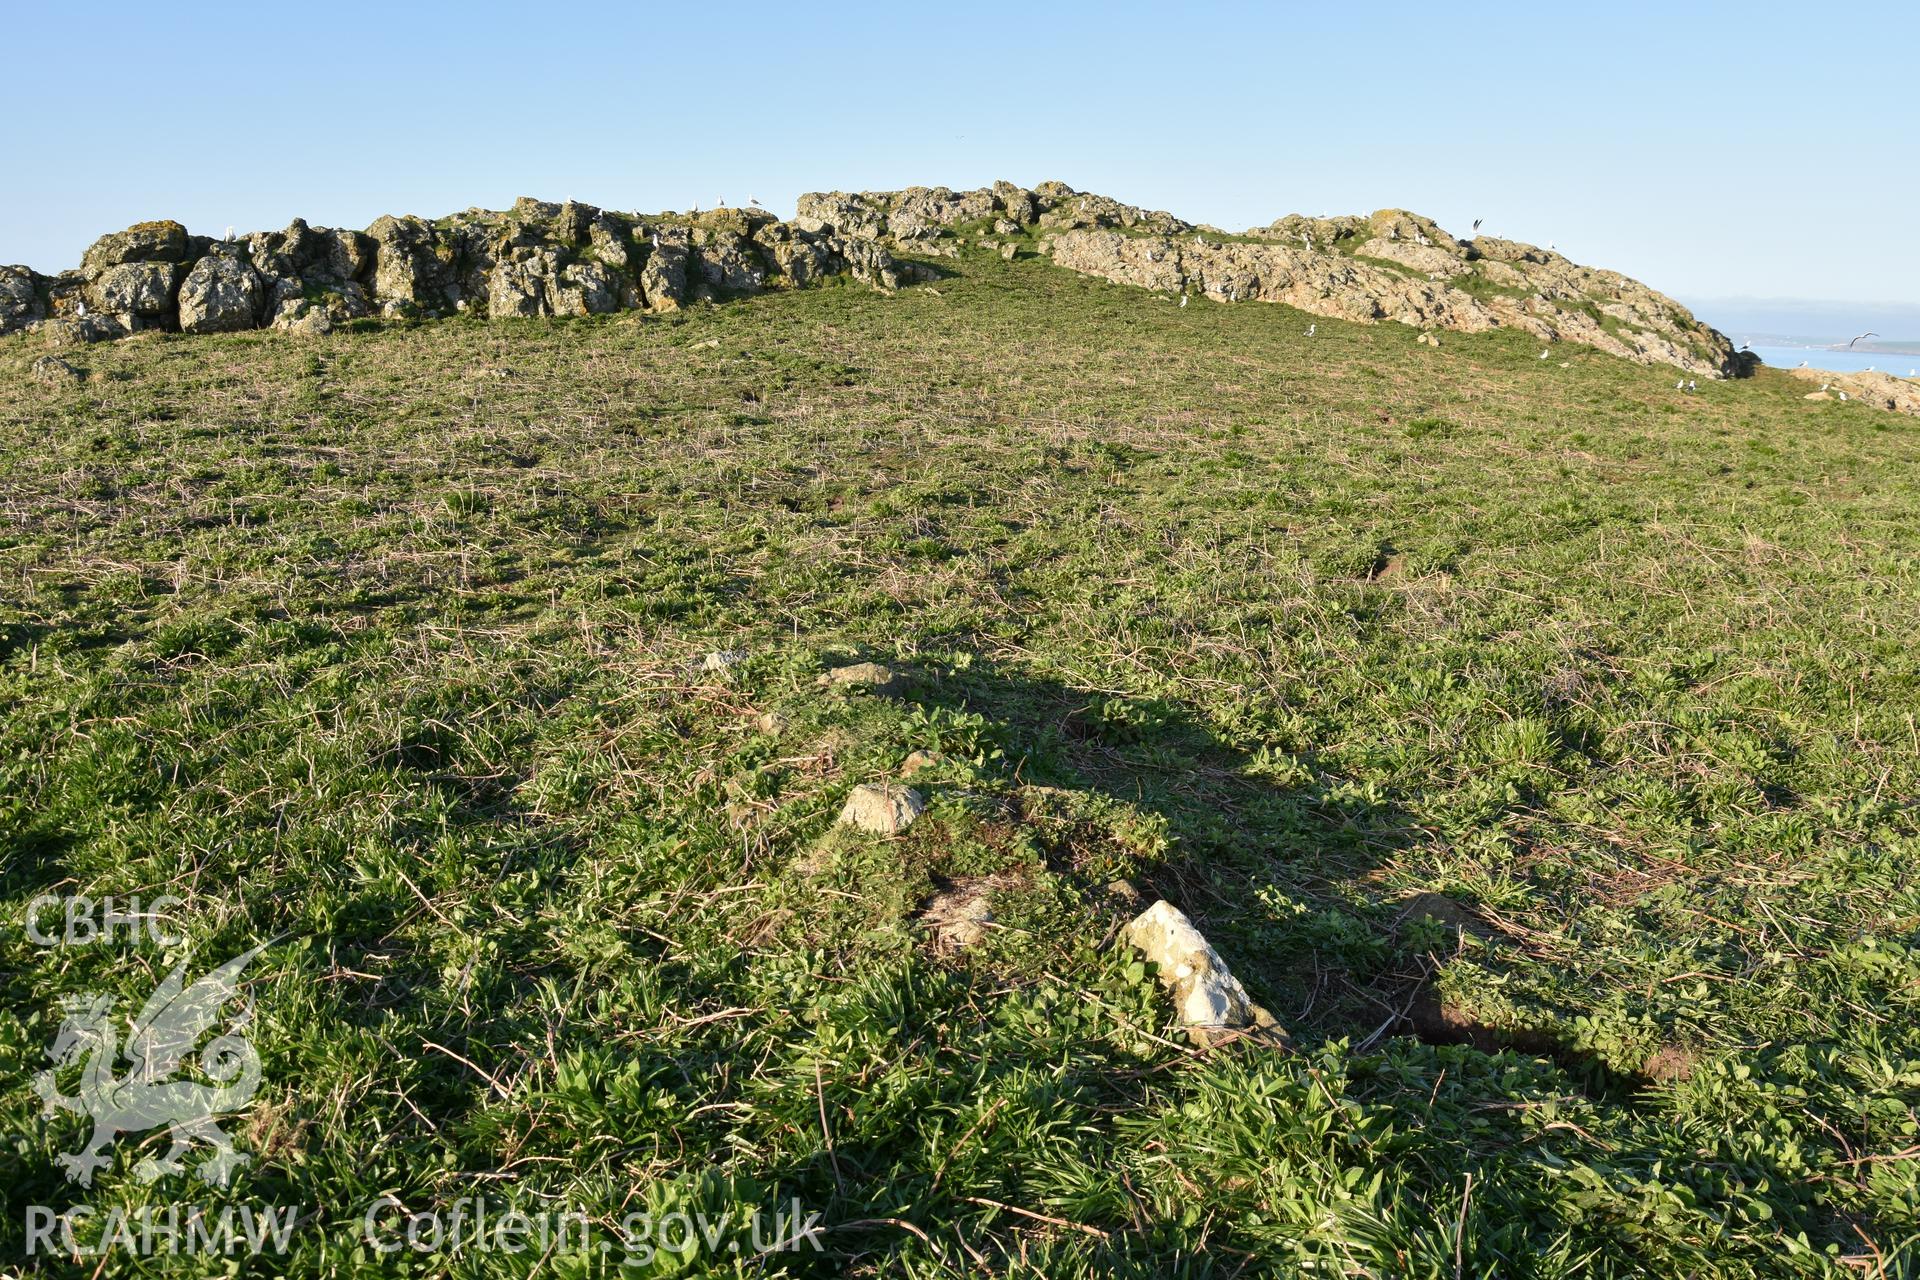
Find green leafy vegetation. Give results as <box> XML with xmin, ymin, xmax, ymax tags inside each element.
<box><xmin>2</xmin><ymin>249</ymin><xmax>1918</xmax><ymax>1276</ymax></box>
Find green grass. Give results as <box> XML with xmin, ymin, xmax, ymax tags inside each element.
<box><xmin>3</xmin><ymin>249</ymin><xmax>1919</xmax><ymax>1276</ymax></box>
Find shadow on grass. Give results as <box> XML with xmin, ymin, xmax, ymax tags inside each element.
<box><xmin>898</xmin><ymin>660</ymin><xmax>1652</xmax><ymax>1090</ymax></box>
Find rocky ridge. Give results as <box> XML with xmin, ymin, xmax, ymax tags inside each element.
<box><xmin>1786</xmin><ymin>366</ymin><xmax>1920</xmax><ymax>415</ymax></box>
<box><xmin>0</xmin><ymin>199</ymin><xmax>931</xmax><ymax>345</ymax></box>
<box><xmin>5</xmin><ymin>180</ymin><xmax>1745</xmax><ymax>383</ymax></box>
<box><xmin>795</xmin><ymin>183</ymin><xmax>1738</xmax><ymax>377</ymax></box>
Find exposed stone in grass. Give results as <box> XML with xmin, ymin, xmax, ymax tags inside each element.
<box><xmin>30</xmin><ymin>355</ymin><xmax>81</xmax><ymax>385</ymax></box>
<box><xmin>838</xmin><ymin>783</ymin><xmax>925</xmax><ymax>836</ymax></box>
<box><xmin>816</xmin><ymin>661</ymin><xmax>897</xmax><ymax>691</ymax></box>
<box><xmin>1123</xmin><ymin>900</ymin><xmax>1284</xmax><ymax>1048</ymax></box>
<box><xmin>756</xmin><ymin>711</ymin><xmax>788</xmax><ymax>735</ymax></box>
<box><xmin>701</xmin><ymin>649</ymin><xmax>747</xmax><ymax>672</ymax></box>
<box><xmin>900</xmin><ymin>749</ymin><xmax>942</xmax><ymax>777</ymax></box>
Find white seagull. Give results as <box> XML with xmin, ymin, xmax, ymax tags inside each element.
<box><xmin>1538</xmin><ymin>349</ymin><xmax>1551</xmax><ymax>360</ymax></box>
<box><xmin>747</xmin><ymin>195</ymin><xmax>763</xmax><ymax>208</ymax></box>
<box><xmin>1179</xmin><ymin>294</ymin><xmax>1188</xmax><ymax>308</ymax></box>
<box><xmin>1687</xmin><ymin>380</ymin><xmax>1697</xmax><ymax>392</ymax></box>
<box><xmin>1847</xmin><ymin>331</ymin><xmax>1877</xmax><ymax>349</ymax></box>
<box><xmin>225</xmin><ymin>225</ymin><xmax>234</xmax><ymax>241</ymax></box>
<box><xmin>76</xmin><ymin>300</ymin><xmax>87</xmax><ymax>317</ymax></box>
<box><xmin>1306</xmin><ymin>323</ymin><xmax>1316</xmax><ymax>336</ymax></box>
<box><xmin>1839</xmin><ymin>391</ymin><xmax>1850</xmax><ymax>401</ymax></box>
<box><xmin>1471</xmin><ymin>218</ymin><xmax>1483</xmax><ymax>235</ymax></box>
<box><xmin>1676</xmin><ymin>378</ymin><xmax>1686</xmax><ymax>390</ymax></box>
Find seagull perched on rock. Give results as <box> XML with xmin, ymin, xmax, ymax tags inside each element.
<box><xmin>76</xmin><ymin>300</ymin><xmax>87</xmax><ymax>317</ymax></box>
<box><xmin>1847</xmin><ymin>331</ymin><xmax>1877</xmax><ymax>349</ymax></box>
<box><xmin>225</xmin><ymin>224</ymin><xmax>234</xmax><ymax>241</ymax></box>
<box><xmin>747</xmin><ymin>195</ymin><xmax>762</xmax><ymax>208</ymax></box>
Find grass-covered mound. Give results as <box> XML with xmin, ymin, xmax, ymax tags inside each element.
<box><xmin>3</xmin><ymin>245</ymin><xmax>1918</xmax><ymax>1276</ymax></box>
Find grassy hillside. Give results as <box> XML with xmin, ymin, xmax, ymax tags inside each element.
<box><xmin>4</xmin><ymin>246</ymin><xmax>1919</xmax><ymax>1277</ymax></box>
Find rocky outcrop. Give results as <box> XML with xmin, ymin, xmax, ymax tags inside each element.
<box><xmin>1</xmin><ymin>198</ymin><xmax>932</xmax><ymax>344</ymax></box>
<box><xmin>795</xmin><ymin>184</ymin><xmax>1736</xmax><ymax>377</ymax></box>
<box><xmin>4</xmin><ymin>180</ymin><xmax>1737</xmax><ymax>381</ymax></box>
<box><xmin>177</xmin><ymin>251</ymin><xmax>264</xmax><ymax>334</ymax></box>
<box><xmin>1787</xmin><ymin>366</ymin><xmax>1920</xmax><ymax>415</ymax></box>
<box><xmin>1056</xmin><ymin>209</ymin><xmax>1733</xmax><ymax>375</ymax></box>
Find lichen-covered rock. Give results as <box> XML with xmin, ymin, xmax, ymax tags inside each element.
<box><xmin>587</xmin><ymin>214</ymin><xmax>635</xmax><ymax>271</ymax></box>
<box><xmin>177</xmin><ymin>252</ymin><xmax>263</xmax><ymax>333</ymax></box>
<box><xmin>80</xmin><ymin>220</ymin><xmax>189</xmax><ymax>275</ymax></box>
<box><xmin>832</xmin><ymin>237</ymin><xmax>925</xmax><ymax>291</ymax></box>
<box><xmin>0</xmin><ymin>265</ymin><xmax>44</xmax><ymax>335</ymax></box>
<box><xmin>550</xmin><ymin>259</ymin><xmax>622</xmax><ymax>316</ymax></box>
<box><xmin>692</xmin><ymin>229</ymin><xmax>766</xmax><ymax>297</ymax></box>
<box><xmin>753</xmin><ymin>223</ymin><xmax>835</xmax><ymax>287</ymax></box>
<box><xmin>1045</xmin><ymin>214</ymin><xmax>1735</xmax><ymax>376</ymax></box>
<box><xmin>1123</xmin><ymin>900</ymin><xmax>1283</xmax><ymax>1048</ymax></box>
<box><xmin>792</xmin><ymin>191</ymin><xmax>889</xmax><ymax>240</ymax></box>
<box><xmin>83</xmin><ymin>261</ymin><xmax>182</xmax><ymax>325</ymax></box>
<box><xmin>37</xmin><ymin>314</ymin><xmax>129</xmax><ymax>346</ymax></box>
<box><xmin>366</xmin><ymin>214</ymin><xmax>452</xmax><ymax>312</ymax></box>
<box><xmin>31</xmin><ymin>354</ymin><xmax>82</xmax><ymax>384</ymax></box>
<box><xmin>640</xmin><ymin>233</ymin><xmax>691</xmax><ymax>311</ymax></box>
<box><xmin>269</xmin><ymin>299</ymin><xmax>334</xmax><ymax>336</ymax></box>
<box><xmin>992</xmin><ymin>180</ymin><xmax>1038</xmax><ymax>224</ymax></box>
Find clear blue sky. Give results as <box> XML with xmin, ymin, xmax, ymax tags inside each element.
<box><xmin>5</xmin><ymin>0</ymin><xmax>1913</xmax><ymax>320</ymax></box>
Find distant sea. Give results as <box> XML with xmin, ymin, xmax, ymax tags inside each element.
<box><xmin>1746</xmin><ymin>344</ymin><xmax>1920</xmax><ymax>377</ymax></box>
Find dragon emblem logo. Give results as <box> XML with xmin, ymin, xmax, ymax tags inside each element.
<box><xmin>33</xmin><ymin>944</ymin><xmax>269</xmax><ymax>1187</ymax></box>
